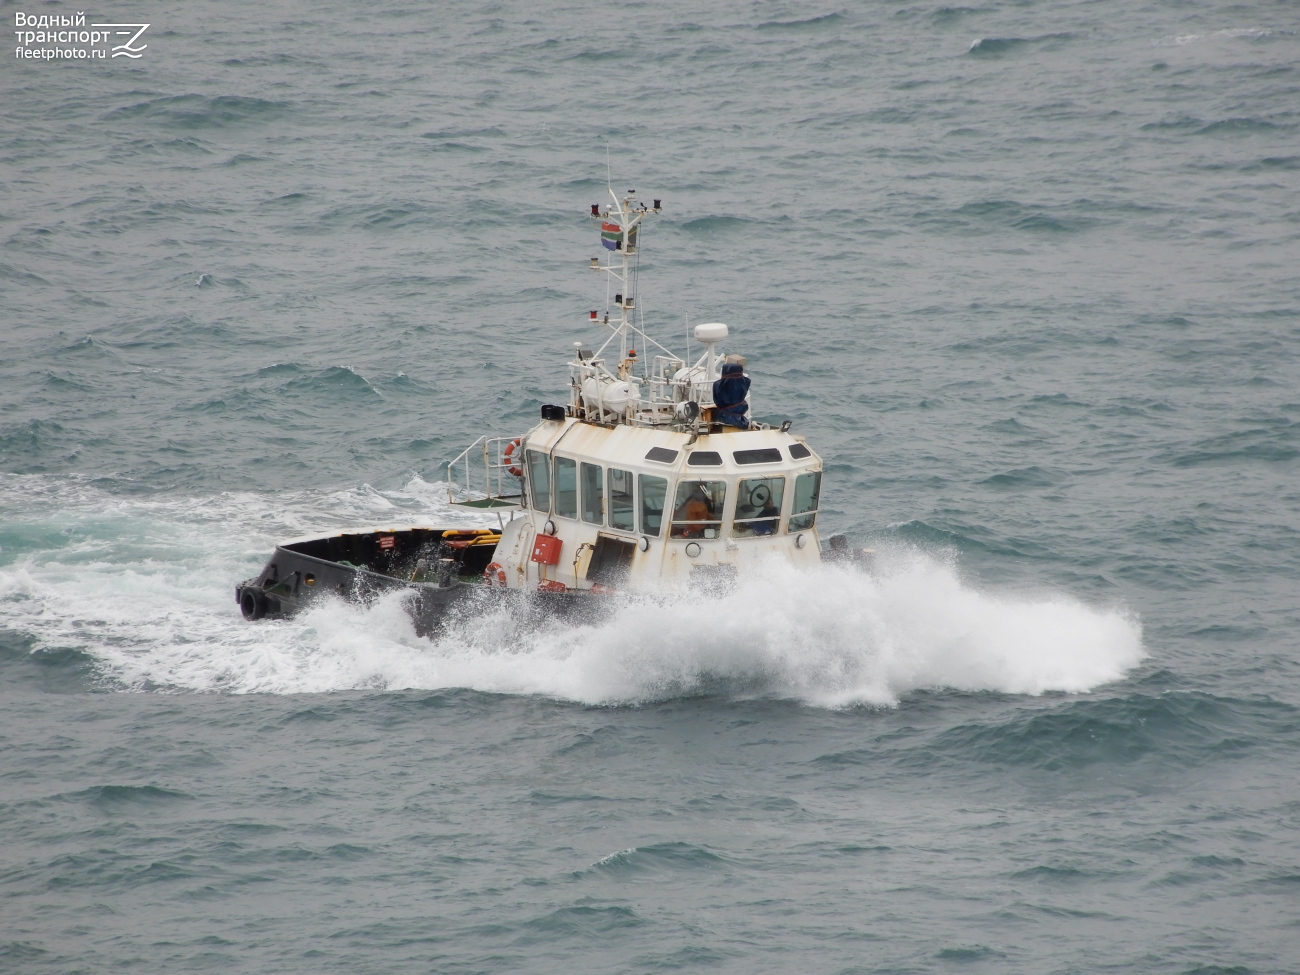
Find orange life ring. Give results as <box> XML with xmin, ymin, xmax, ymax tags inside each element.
<box><xmin>483</xmin><ymin>561</ymin><xmax>508</xmax><ymax>587</ymax></box>
<box><xmin>503</xmin><ymin>438</ymin><xmax>524</xmax><ymax>477</ymax></box>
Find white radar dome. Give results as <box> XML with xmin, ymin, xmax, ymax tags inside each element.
<box><xmin>694</xmin><ymin>322</ymin><xmax>729</xmax><ymax>342</ymax></box>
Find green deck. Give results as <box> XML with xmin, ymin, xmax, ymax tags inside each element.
<box><xmin>449</xmin><ymin>496</ymin><xmax>523</xmax><ymax>509</ymax></box>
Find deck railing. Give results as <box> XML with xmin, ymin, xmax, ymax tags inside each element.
<box><xmin>446</xmin><ymin>435</ymin><xmax>524</xmax><ymax>509</ymax></box>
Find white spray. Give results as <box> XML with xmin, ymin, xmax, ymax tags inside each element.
<box><xmin>0</xmin><ymin>475</ymin><xmax>1145</xmax><ymax>706</ymax></box>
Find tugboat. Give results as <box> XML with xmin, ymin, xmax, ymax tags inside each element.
<box><xmin>236</xmin><ymin>188</ymin><xmax>827</xmax><ymax>633</ymax></box>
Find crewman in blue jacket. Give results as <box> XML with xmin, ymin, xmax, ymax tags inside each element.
<box><xmin>713</xmin><ymin>361</ymin><xmax>750</xmax><ymax>429</ymax></box>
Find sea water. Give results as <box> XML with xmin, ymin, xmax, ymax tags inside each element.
<box><xmin>2</xmin><ymin>1</ymin><xmax>1298</xmax><ymax>971</ymax></box>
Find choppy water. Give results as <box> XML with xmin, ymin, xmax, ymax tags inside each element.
<box><xmin>3</xmin><ymin>0</ymin><xmax>1299</xmax><ymax>971</ymax></box>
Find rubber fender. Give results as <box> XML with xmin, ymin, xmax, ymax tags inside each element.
<box><xmin>240</xmin><ymin>587</ymin><xmax>268</xmax><ymax>621</ymax></box>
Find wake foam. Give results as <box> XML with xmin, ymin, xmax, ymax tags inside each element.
<box><xmin>0</xmin><ymin>474</ymin><xmax>1145</xmax><ymax>706</ymax></box>
<box><xmin>351</xmin><ymin>553</ymin><xmax>1144</xmax><ymax>707</ymax></box>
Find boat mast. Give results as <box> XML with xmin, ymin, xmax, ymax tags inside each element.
<box><xmin>572</xmin><ymin>185</ymin><xmax>709</xmax><ymax>429</ymax></box>
<box><xmin>589</xmin><ymin>188</ymin><xmax>663</xmax><ymax>366</ymax></box>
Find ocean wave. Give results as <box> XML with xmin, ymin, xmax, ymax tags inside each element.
<box><xmin>1157</xmin><ymin>28</ymin><xmax>1289</xmax><ymax>48</ymax></box>
<box><xmin>519</xmin><ymin>905</ymin><xmax>643</xmax><ymax>938</ymax></box>
<box><xmin>1194</xmin><ymin>117</ymin><xmax>1282</xmax><ymax>136</ymax></box>
<box><xmin>314</xmin><ymin>201</ymin><xmax>439</xmax><ymax>232</ymax></box>
<box><xmin>756</xmin><ymin>12</ymin><xmax>845</xmax><ymax>31</ymax></box>
<box><xmin>915</xmin><ymin>199</ymin><xmax>1102</xmax><ymax>236</ymax></box>
<box><xmin>931</xmin><ymin>8</ymin><xmax>982</xmax><ymax>25</ymax></box>
<box><xmin>276</xmin><ymin>365</ymin><xmax>384</xmax><ymax>401</ymax></box>
<box><xmin>102</xmin><ymin>94</ymin><xmax>289</xmax><ymax>130</ymax></box>
<box><xmin>679</xmin><ymin>215</ymin><xmax>753</xmax><ymax>234</ymax></box>
<box><xmin>967</xmin><ymin>33</ymin><xmax>1075</xmax><ymax>57</ymax></box>
<box><xmin>585</xmin><ymin>842</ymin><xmax>729</xmax><ymax>877</ymax></box>
<box><xmin>920</xmin><ymin>691</ymin><xmax>1293</xmax><ymax>770</ymax></box>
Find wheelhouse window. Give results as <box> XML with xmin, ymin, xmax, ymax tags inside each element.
<box><xmin>788</xmin><ymin>471</ymin><xmax>821</xmax><ymax>532</ymax></box>
<box><xmin>670</xmin><ymin>480</ymin><xmax>726</xmax><ymax>539</ymax></box>
<box><xmin>554</xmin><ymin>457</ymin><xmax>577</xmax><ymax>519</ymax></box>
<box><xmin>686</xmin><ymin>451</ymin><xmax>723</xmax><ymax>467</ymax></box>
<box><xmin>526</xmin><ymin>450</ymin><xmax>550</xmax><ymax>513</ymax></box>
<box><xmin>639</xmin><ymin>474</ymin><xmax>667</xmax><ymax>537</ymax></box>
<box><xmin>733</xmin><ymin>448</ymin><xmax>782</xmax><ymax>465</ymax></box>
<box><xmin>581</xmin><ymin>462</ymin><xmax>604</xmax><ymax>524</ymax></box>
<box><xmin>608</xmin><ymin>468</ymin><xmax>635</xmax><ymax>532</ymax></box>
<box><xmin>732</xmin><ymin>476</ymin><xmax>785</xmax><ymax>538</ymax></box>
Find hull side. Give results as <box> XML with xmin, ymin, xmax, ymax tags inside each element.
<box><xmin>235</xmin><ymin>528</ymin><xmax>606</xmax><ymax>636</ymax></box>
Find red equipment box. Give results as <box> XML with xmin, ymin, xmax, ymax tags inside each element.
<box><xmin>531</xmin><ymin>534</ymin><xmax>562</xmax><ymax>565</ymax></box>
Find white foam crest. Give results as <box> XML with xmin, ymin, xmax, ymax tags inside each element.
<box><xmin>0</xmin><ymin>472</ymin><xmax>489</xmax><ymax>540</ymax></box>
<box><xmin>0</xmin><ymin>474</ymin><xmax>486</xmax><ymax>690</ymax></box>
<box><xmin>1157</xmin><ymin>28</ymin><xmax>1282</xmax><ymax>48</ymax></box>
<box><xmin>0</xmin><ymin>475</ymin><xmax>1144</xmax><ymax>704</ymax></box>
<box><xmin>388</xmin><ymin>553</ymin><xmax>1145</xmax><ymax>707</ymax></box>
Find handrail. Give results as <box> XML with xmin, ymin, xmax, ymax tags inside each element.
<box><xmin>446</xmin><ymin>434</ymin><xmax>524</xmax><ymax>507</ymax></box>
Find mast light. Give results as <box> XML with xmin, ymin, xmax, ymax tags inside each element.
<box><xmin>591</xmin><ymin>204</ymin><xmax>599</xmax><ymax>215</ymax></box>
<box><xmin>653</xmin><ymin>199</ymin><xmax>661</xmax><ymax>210</ymax></box>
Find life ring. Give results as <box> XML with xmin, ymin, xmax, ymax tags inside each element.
<box><xmin>503</xmin><ymin>438</ymin><xmax>524</xmax><ymax>477</ymax></box>
<box><xmin>483</xmin><ymin>561</ymin><xmax>508</xmax><ymax>588</ymax></box>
